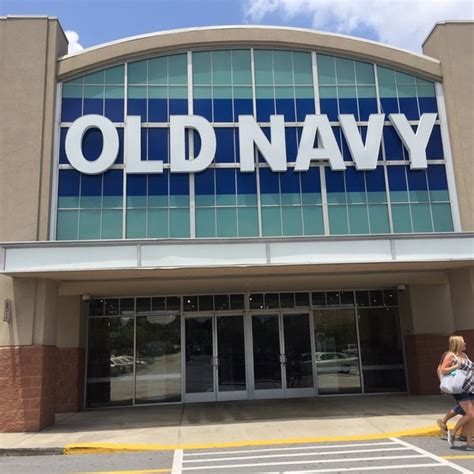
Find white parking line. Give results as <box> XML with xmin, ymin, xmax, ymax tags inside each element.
<box><xmin>277</xmin><ymin>463</ymin><xmax>447</xmax><ymax>473</ymax></box>
<box><xmin>171</xmin><ymin>448</ymin><xmax>183</xmax><ymax>474</ymax></box>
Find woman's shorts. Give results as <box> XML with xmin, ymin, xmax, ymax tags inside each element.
<box><xmin>454</xmin><ymin>403</ymin><xmax>466</xmax><ymax>415</ymax></box>
<box><xmin>453</xmin><ymin>392</ymin><xmax>474</xmax><ymax>403</ymax></box>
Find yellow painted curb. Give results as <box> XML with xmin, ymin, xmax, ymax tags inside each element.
<box><xmin>64</xmin><ymin>424</ymin><xmax>441</xmax><ymax>455</ymax></box>
<box><xmin>443</xmin><ymin>455</ymin><xmax>474</xmax><ymax>460</ymax></box>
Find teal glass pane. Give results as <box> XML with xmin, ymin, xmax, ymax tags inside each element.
<box><xmin>348</xmin><ymin>205</ymin><xmax>369</xmax><ymax>234</ymax></box>
<box><xmin>431</xmin><ymin>203</ymin><xmax>454</xmax><ymax>232</ymax></box>
<box><xmin>282</xmin><ymin>206</ymin><xmax>303</xmax><ymax>236</ymax></box>
<box><xmin>256</xmin><ymin>86</ymin><xmax>274</xmax><ymax>99</ymax></box>
<box><xmin>102</xmin><ymin>210</ymin><xmax>122</xmax><ymax>239</ymax></box>
<box><xmin>148</xmin><ymin>57</ymin><xmax>167</xmax><ymax>84</ymax></box>
<box><xmin>127</xmin><ymin>195</ymin><xmax>147</xmax><ymax>207</ymax></box>
<box><xmin>84</xmin><ymin>70</ymin><xmax>104</xmax><ymax>85</ymax></box>
<box><xmin>128</xmin><ymin>86</ymin><xmax>147</xmax><ymax>99</ymax></box>
<box><xmin>415</xmin><ymin>76</ymin><xmax>432</xmax><ymax>86</ymax></box>
<box><xmin>169</xmin><ymin>86</ymin><xmax>187</xmax><ymax>99</ymax></box>
<box><xmin>105</xmin><ymin>65</ymin><xmax>124</xmax><ymax>84</ymax></box>
<box><xmin>390</xmin><ymin>191</ymin><xmax>409</xmax><ymax>203</ymax></box>
<box><xmin>169</xmin><ymin>195</ymin><xmax>189</xmax><ymax>207</ymax></box>
<box><xmin>398</xmin><ymin>85</ymin><xmax>416</xmax><ymax>98</ymax></box>
<box><xmin>367</xmin><ymin>191</ymin><xmax>387</xmax><ymax>204</ymax></box>
<box><xmin>216</xmin><ymin>194</ymin><xmax>237</xmax><ymax>206</ymax></box>
<box><xmin>293</xmin><ymin>52</ymin><xmax>312</xmax><ymax>85</ymax></box>
<box><xmin>126</xmin><ymin>209</ymin><xmax>147</xmax><ymax>238</ymax></box>
<box><xmin>317</xmin><ymin>55</ymin><xmax>336</xmax><ymax>84</ymax></box>
<box><xmin>355</xmin><ymin>61</ymin><xmax>374</xmax><ymax>84</ymax></box>
<box><xmin>262</xmin><ymin>206</ymin><xmax>282</xmax><ymax>236</ymax></box>
<box><xmin>147</xmin><ymin>209</ymin><xmax>169</xmax><ymax>238</ymax></box>
<box><xmin>105</xmin><ymin>86</ymin><xmax>124</xmax><ymax>99</ymax></box>
<box><xmin>416</xmin><ymin>84</ymin><xmax>436</xmax><ymax>98</ymax></box>
<box><xmin>254</xmin><ymin>50</ymin><xmax>273</xmax><ymax>85</ymax></box>
<box><xmin>148</xmin><ymin>86</ymin><xmax>167</xmax><ymax>99</ymax></box>
<box><xmin>347</xmin><ymin>191</ymin><xmax>366</xmax><ymax>204</ymax></box>
<box><xmin>148</xmin><ymin>195</ymin><xmax>168</xmax><ymax>207</ymax></box>
<box><xmin>392</xmin><ymin>204</ymin><xmax>412</xmax><ymax>233</ymax></box>
<box><xmin>409</xmin><ymin>190</ymin><xmax>429</xmax><ymax>203</ymax></box>
<box><xmin>335</xmin><ymin>57</ymin><xmax>355</xmax><ymax>84</ymax></box>
<box><xmin>232</xmin><ymin>50</ymin><xmax>252</xmax><ymax>85</ymax></box>
<box><xmin>194</xmin><ymin>86</ymin><xmax>212</xmax><ymax>99</ymax></box>
<box><xmin>368</xmin><ymin>204</ymin><xmax>390</xmax><ymax>233</ymax></box>
<box><xmin>168</xmin><ymin>54</ymin><xmax>187</xmax><ymax>84</ymax></box>
<box><xmin>281</xmin><ymin>193</ymin><xmax>301</xmax><ymax>205</ymax></box>
<box><xmin>237</xmin><ymin>193</ymin><xmax>257</xmax><ymax>205</ymax></box>
<box><xmin>213</xmin><ymin>86</ymin><xmax>232</xmax><ymax>99</ymax></box>
<box><xmin>196</xmin><ymin>194</ymin><xmax>215</xmax><ymax>207</ymax></box>
<box><xmin>128</xmin><ymin>61</ymin><xmax>147</xmax><ymax>85</ymax></box>
<box><xmin>103</xmin><ymin>196</ymin><xmax>123</xmax><ymax>208</ymax></box>
<box><xmin>295</xmin><ymin>86</ymin><xmax>314</xmax><ymax>99</ymax></box>
<box><xmin>57</xmin><ymin>210</ymin><xmax>78</xmax><ymax>240</ymax></box>
<box><xmin>84</xmin><ymin>85</ymin><xmax>103</xmax><ymax>99</ymax></box>
<box><xmin>411</xmin><ymin>203</ymin><xmax>433</xmax><ymax>232</ymax></box>
<box><xmin>430</xmin><ymin>189</ymin><xmax>449</xmax><ymax>202</ymax></box>
<box><xmin>275</xmin><ymin>86</ymin><xmax>294</xmax><ymax>99</ymax></box>
<box><xmin>64</xmin><ymin>77</ymin><xmax>83</xmax><ymax>85</ymax></box>
<box><xmin>212</xmin><ymin>50</ymin><xmax>232</xmax><ymax>85</ymax></box>
<box><xmin>273</xmin><ymin>51</ymin><xmax>293</xmax><ymax>85</ymax></box>
<box><xmin>196</xmin><ymin>208</ymin><xmax>216</xmax><ymax>237</ymax></box>
<box><xmin>377</xmin><ymin>67</ymin><xmax>396</xmax><ymax>86</ymax></box>
<box><xmin>328</xmin><ymin>205</ymin><xmax>349</xmax><ymax>234</ymax></box>
<box><xmin>357</xmin><ymin>86</ymin><xmax>376</xmax><ymax>98</ymax></box>
<box><xmin>58</xmin><ymin>196</ymin><xmax>80</xmax><ymax>208</ymax></box>
<box><xmin>302</xmin><ymin>206</ymin><xmax>324</xmax><ymax>235</ymax></box>
<box><xmin>327</xmin><ymin>192</ymin><xmax>346</xmax><ymax>205</ymax></box>
<box><xmin>379</xmin><ymin>83</ymin><xmax>398</xmax><ymax>98</ymax></box>
<box><xmin>79</xmin><ymin>210</ymin><xmax>101</xmax><ymax>240</ymax></box>
<box><xmin>80</xmin><ymin>196</ymin><xmax>102</xmax><ymax>209</ymax></box>
<box><xmin>261</xmin><ymin>193</ymin><xmax>280</xmax><ymax>205</ymax></box>
<box><xmin>319</xmin><ymin>86</ymin><xmax>337</xmax><ymax>99</ymax></box>
<box><xmin>62</xmin><ymin>84</ymin><xmax>83</xmax><ymax>99</ymax></box>
<box><xmin>234</xmin><ymin>86</ymin><xmax>253</xmax><ymax>99</ymax></box>
<box><xmin>302</xmin><ymin>192</ymin><xmax>322</xmax><ymax>205</ymax></box>
<box><xmin>237</xmin><ymin>207</ymin><xmax>258</xmax><ymax>237</ymax></box>
<box><xmin>170</xmin><ymin>208</ymin><xmax>189</xmax><ymax>237</ymax></box>
<box><xmin>216</xmin><ymin>207</ymin><xmax>237</xmax><ymax>237</ymax></box>
<box><xmin>396</xmin><ymin>71</ymin><xmax>415</xmax><ymax>85</ymax></box>
<box><xmin>193</xmin><ymin>51</ymin><xmax>212</xmax><ymax>84</ymax></box>
<box><xmin>338</xmin><ymin>86</ymin><xmax>357</xmax><ymax>99</ymax></box>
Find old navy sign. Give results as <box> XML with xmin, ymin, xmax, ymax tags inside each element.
<box><xmin>65</xmin><ymin>113</ymin><xmax>438</xmax><ymax>175</ymax></box>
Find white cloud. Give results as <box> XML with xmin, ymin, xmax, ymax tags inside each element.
<box><xmin>65</xmin><ymin>30</ymin><xmax>84</xmax><ymax>54</ymax></box>
<box><xmin>243</xmin><ymin>0</ymin><xmax>473</xmax><ymax>51</ymax></box>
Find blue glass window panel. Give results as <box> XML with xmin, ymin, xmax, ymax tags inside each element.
<box><xmin>169</xmin><ymin>99</ymin><xmax>187</xmax><ymax>116</ymax></box>
<box><xmin>57</xmin><ymin>210</ymin><xmax>78</xmax><ymax>240</ymax></box>
<box><xmin>104</xmin><ymin>99</ymin><xmax>124</xmax><ymax>122</ymax></box>
<box><xmin>170</xmin><ymin>208</ymin><xmax>190</xmax><ymax>237</ymax></box>
<box><xmin>431</xmin><ymin>203</ymin><xmax>454</xmax><ymax>232</ymax></box>
<box><xmin>58</xmin><ymin>169</ymin><xmax>80</xmax><ymax>197</ymax></box>
<box><xmin>345</xmin><ymin>167</ymin><xmax>366</xmax><ymax>192</ymax></box>
<box><xmin>238</xmin><ymin>207</ymin><xmax>258</xmax><ymax>236</ymax></box>
<box><xmin>407</xmin><ymin>169</ymin><xmax>428</xmax><ymax>191</ymax></box>
<box><xmin>115</xmin><ymin>128</ymin><xmax>124</xmax><ymax>164</ymax></box>
<box><xmin>213</xmin><ymin>99</ymin><xmax>233</xmax><ymax>122</ymax></box>
<box><xmin>280</xmin><ymin>170</ymin><xmax>300</xmax><ymax>204</ymax></box>
<box><xmin>358</xmin><ymin>98</ymin><xmax>378</xmax><ymax>121</ymax></box>
<box><xmin>295</xmin><ymin>99</ymin><xmax>315</xmax><ymax>122</ymax></box>
<box><xmin>215</xmin><ymin>128</ymin><xmax>235</xmax><ymax>163</ymax></box>
<box><xmin>234</xmin><ymin>98</ymin><xmax>253</xmax><ymax>121</ymax></box>
<box><xmin>82</xmin><ymin>128</ymin><xmax>103</xmax><ymax>161</ymax></box>
<box><xmin>426</xmin><ymin>125</ymin><xmax>443</xmax><ymax>160</ymax></box>
<box><xmin>411</xmin><ymin>203</ymin><xmax>433</xmax><ymax>232</ymax></box>
<box><xmin>148</xmin><ymin>99</ymin><xmax>168</xmax><ymax>122</ymax></box>
<box><xmin>256</xmin><ymin>99</ymin><xmax>275</xmax><ymax>122</ymax></box>
<box><xmin>320</xmin><ymin>99</ymin><xmax>338</xmax><ymax>121</ymax></box>
<box><xmin>216</xmin><ymin>168</ymin><xmax>236</xmax><ymax>195</ymax></box>
<box><xmin>81</xmin><ymin>174</ymin><xmax>102</xmax><ymax>197</ymax></box>
<box><xmin>325</xmin><ymin>168</ymin><xmax>345</xmax><ymax>193</ymax></box>
<box><xmin>170</xmin><ymin>173</ymin><xmax>189</xmax><ymax>195</ymax></box>
<box><xmin>193</xmin><ymin>99</ymin><xmax>212</xmax><ymax>121</ymax></box>
<box><xmin>338</xmin><ymin>98</ymin><xmax>358</xmax><ymax>116</ymax></box>
<box><xmin>392</xmin><ymin>204</ymin><xmax>412</xmax><ymax>233</ymax></box>
<box><xmin>348</xmin><ymin>205</ymin><xmax>370</xmax><ymax>234</ymax></box>
<box><xmin>195</xmin><ymin>168</ymin><xmax>215</xmax><ymax>195</ymax></box>
<box><xmin>380</xmin><ymin>98</ymin><xmax>399</xmax><ymax>115</ymax></box>
<box><xmin>260</xmin><ymin>167</ymin><xmax>280</xmax><ymax>194</ymax></box>
<box><xmin>384</xmin><ymin>127</ymin><xmax>405</xmax><ymax>160</ymax></box>
<box><xmin>328</xmin><ymin>205</ymin><xmax>349</xmax><ymax>234</ymax></box>
<box><xmin>275</xmin><ymin>99</ymin><xmax>295</xmax><ymax>122</ymax></box>
<box><xmin>193</xmin><ymin>130</ymin><xmax>201</xmax><ymax>158</ymax></box>
<box><xmin>148</xmin><ymin>128</ymin><xmax>169</xmax><ymax>163</ymax></box>
<box><xmin>286</xmin><ymin>128</ymin><xmax>298</xmax><ymax>163</ymax></box>
<box><xmin>262</xmin><ymin>207</ymin><xmax>282</xmax><ymax>236</ymax></box>
<box><xmin>387</xmin><ymin>166</ymin><xmax>407</xmax><ymax>191</ymax></box>
<box><xmin>127</xmin><ymin>174</ymin><xmax>147</xmax><ymax>196</ymax></box>
<box><xmin>79</xmin><ymin>210</ymin><xmax>101</xmax><ymax>240</ymax></box>
<box><xmin>301</xmin><ymin>167</ymin><xmax>321</xmax><ymax>194</ymax></box>
<box><xmin>127</xmin><ymin>99</ymin><xmax>147</xmax><ymax>121</ymax></box>
<box><xmin>418</xmin><ymin>97</ymin><xmax>438</xmax><ymax>114</ymax></box>
<box><xmin>332</xmin><ymin>127</ymin><xmax>351</xmax><ymax>162</ymax></box>
<box><xmin>398</xmin><ymin>97</ymin><xmax>419</xmax><ymax>120</ymax></box>
<box><xmin>237</xmin><ymin>171</ymin><xmax>257</xmax><ymax>196</ymax></box>
<box><xmin>365</xmin><ymin>167</ymin><xmax>386</xmax><ymax>193</ymax></box>
<box><xmin>302</xmin><ymin>206</ymin><xmax>324</xmax><ymax>235</ymax></box>
<box><xmin>148</xmin><ymin>173</ymin><xmax>168</xmax><ymax>196</ymax></box>
<box><xmin>282</xmin><ymin>207</ymin><xmax>303</xmax><ymax>236</ymax></box>
<box><xmin>61</xmin><ymin>98</ymin><xmax>82</xmax><ymax>122</ymax></box>
<box><xmin>59</xmin><ymin>128</ymin><xmax>68</xmax><ymax>164</ymax></box>
<box><xmin>103</xmin><ymin>169</ymin><xmax>123</xmax><ymax>196</ymax></box>
<box><xmin>83</xmin><ymin>99</ymin><xmax>103</xmax><ymax>115</ymax></box>
<box><xmin>427</xmin><ymin>165</ymin><xmax>448</xmax><ymax>191</ymax></box>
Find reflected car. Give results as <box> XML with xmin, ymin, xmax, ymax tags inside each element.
<box><xmin>314</xmin><ymin>352</ymin><xmax>359</xmax><ymax>374</ymax></box>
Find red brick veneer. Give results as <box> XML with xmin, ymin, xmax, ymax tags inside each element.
<box><xmin>404</xmin><ymin>329</ymin><xmax>474</xmax><ymax>395</ymax></box>
<box><xmin>56</xmin><ymin>348</ymin><xmax>85</xmax><ymax>413</ymax></box>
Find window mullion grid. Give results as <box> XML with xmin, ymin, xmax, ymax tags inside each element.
<box><xmin>187</xmin><ymin>51</ymin><xmax>196</xmax><ymax>238</ymax></box>
<box><xmin>122</xmin><ymin>62</ymin><xmax>128</xmax><ymax>239</ymax></box>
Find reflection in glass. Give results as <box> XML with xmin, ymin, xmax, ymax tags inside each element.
<box><xmin>252</xmin><ymin>315</ymin><xmax>282</xmax><ymax>389</ymax></box>
<box><xmin>185</xmin><ymin>317</ymin><xmax>213</xmax><ymax>393</ymax></box>
<box><xmin>358</xmin><ymin>307</ymin><xmax>406</xmax><ymax>393</ymax></box>
<box><xmin>86</xmin><ymin>317</ymin><xmax>134</xmax><ymax>407</ymax></box>
<box><xmin>135</xmin><ymin>314</ymin><xmax>181</xmax><ymax>403</ymax></box>
<box><xmin>284</xmin><ymin>314</ymin><xmax>313</xmax><ymax>388</ymax></box>
<box><xmin>217</xmin><ymin>316</ymin><xmax>246</xmax><ymax>392</ymax></box>
<box><xmin>313</xmin><ymin>309</ymin><xmax>361</xmax><ymax>394</ymax></box>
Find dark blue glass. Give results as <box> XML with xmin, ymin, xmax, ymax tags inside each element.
<box><xmin>295</xmin><ymin>99</ymin><xmax>315</xmax><ymax>122</ymax></box>
<box><xmin>237</xmin><ymin>171</ymin><xmax>257</xmax><ymax>195</ymax></box>
<box><xmin>215</xmin><ymin>128</ymin><xmax>235</xmax><ymax>163</ymax></box>
<box><xmin>127</xmin><ymin>174</ymin><xmax>147</xmax><ymax>196</ymax></box>
<box><xmin>213</xmin><ymin>99</ymin><xmax>233</xmax><ymax>122</ymax></box>
<box><xmin>81</xmin><ymin>174</ymin><xmax>102</xmax><ymax>196</ymax></box>
<box><xmin>216</xmin><ymin>169</ymin><xmax>236</xmax><ymax>195</ymax></box>
<box><xmin>58</xmin><ymin>169</ymin><xmax>80</xmax><ymax>196</ymax></box>
<box><xmin>193</xmin><ymin>130</ymin><xmax>202</xmax><ymax>157</ymax></box>
<box><xmin>170</xmin><ymin>173</ymin><xmax>189</xmax><ymax>195</ymax></box>
<box><xmin>104</xmin><ymin>99</ymin><xmax>124</xmax><ymax>122</ymax></box>
<box><xmin>83</xmin><ymin>99</ymin><xmax>103</xmax><ymax>115</ymax></box>
<box><xmin>320</xmin><ymin>99</ymin><xmax>338</xmax><ymax>121</ymax></box>
<box><xmin>140</xmin><ymin>129</ymin><xmax>147</xmax><ymax>161</ymax></box>
<box><xmin>256</xmin><ymin>99</ymin><xmax>274</xmax><ymax>122</ymax></box>
<box><xmin>195</xmin><ymin>168</ymin><xmax>215</xmax><ymax>195</ymax></box>
<box><xmin>365</xmin><ymin>167</ymin><xmax>385</xmax><ymax>192</ymax></box>
<box><xmin>233</xmin><ymin>99</ymin><xmax>253</xmax><ymax>121</ymax></box>
<box><xmin>259</xmin><ymin>167</ymin><xmax>279</xmax><ymax>194</ymax></box>
<box><xmin>116</xmin><ymin>129</ymin><xmax>124</xmax><ymax>164</ymax></box>
<box><xmin>59</xmin><ymin>128</ymin><xmax>68</xmax><ymax>164</ymax></box>
<box><xmin>345</xmin><ymin>166</ymin><xmax>365</xmax><ymax>192</ymax></box>
<box><xmin>148</xmin><ymin>172</ymin><xmax>169</xmax><ymax>196</ymax></box>
<box><xmin>127</xmin><ymin>99</ymin><xmax>147</xmax><ymax>121</ymax></box>
<box><xmin>280</xmin><ymin>169</ymin><xmax>300</xmax><ymax>193</ymax></box>
<box><xmin>338</xmin><ymin>98</ymin><xmax>358</xmax><ymax>116</ymax></box>
<box><xmin>148</xmin><ymin>99</ymin><xmax>168</xmax><ymax>122</ymax></box>
<box><xmin>61</xmin><ymin>98</ymin><xmax>82</xmax><ymax>122</ymax></box>
<box><xmin>325</xmin><ymin>168</ymin><xmax>345</xmax><ymax>192</ymax></box>
<box><xmin>418</xmin><ymin>98</ymin><xmax>437</xmax><ymax>114</ymax></box>
<box><xmin>407</xmin><ymin>169</ymin><xmax>428</xmax><ymax>190</ymax></box>
<box><xmin>286</xmin><ymin>128</ymin><xmax>298</xmax><ymax>163</ymax></box>
<box><xmin>427</xmin><ymin>165</ymin><xmax>448</xmax><ymax>190</ymax></box>
<box><xmin>358</xmin><ymin>98</ymin><xmax>378</xmax><ymax>121</ymax></box>
<box><xmin>384</xmin><ymin>127</ymin><xmax>405</xmax><ymax>160</ymax></box>
<box><xmin>426</xmin><ymin>125</ymin><xmax>443</xmax><ymax>160</ymax></box>
<box><xmin>300</xmin><ymin>167</ymin><xmax>321</xmax><ymax>193</ymax></box>
<box><xmin>103</xmin><ymin>169</ymin><xmax>123</xmax><ymax>196</ymax></box>
<box><xmin>83</xmin><ymin>128</ymin><xmax>103</xmax><ymax>162</ymax></box>
<box><xmin>275</xmin><ymin>99</ymin><xmax>295</xmax><ymax>122</ymax></box>
<box><xmin>169</xmin><ymin>99</ymin><xmax>188</xmax><ymax>116</ymax></box>
<box><xmin>380</xmin><ymin>98</ymin><xmax>399</xmax><ymax>115</ymax></box>
<box><xmin>398</xmin><ymin>97</ymin><xmax>419</xmax><ymax>120</ymax></box>
<box><xmin>148</xmin><ymin>128</ymin><xmax>169</xmax><ymax>163</ymax></box>
<box><xmin>193</xmin><ymin>99</ymin><xmax>212</xmax><ymax>121</ymax></box>
<box><xmin>387</xmin><ymin>166</ymin><xmax>407</xmax><ymax>191</ymax></box>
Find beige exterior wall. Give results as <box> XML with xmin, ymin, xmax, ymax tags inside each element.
<box><xmin>423</xmin><ymin>22</ymin><xmax>474</xmax><ymax>231</ymax></box>
<box><xmin>56</xmin><ymin>296</ymin><xmax>85</xmax><ymax>348</ymax></box>
<box><xmin>447</xmin><ymin>268</ymin><xmax>474</xmax><ymax>331</ymax></box>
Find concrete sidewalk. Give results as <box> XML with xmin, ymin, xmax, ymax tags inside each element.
<box><xmin>0</xmin><ymin>395</ymin><xmax>454</xmax><ymax>454</ymax></box>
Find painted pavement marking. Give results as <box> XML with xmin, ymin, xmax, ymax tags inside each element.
<box><xmin>171</xmin><ymin>448</ymin><xmax>183</xmax><ymax>474</ymax></box>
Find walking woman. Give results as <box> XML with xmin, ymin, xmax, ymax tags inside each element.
<box><xmin>439</xmin><ymin>335</ymin><xmax>474</xmax><ymax>449</ymax></box>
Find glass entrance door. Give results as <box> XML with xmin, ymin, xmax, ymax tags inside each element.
<box><xmin>252</xmin><ymin>313</ymin><xmax>314</xmax><ymax>399</ymax></box>
<box><xmin>184</xmin><ymin>314</ymin><xmax>247</xmax><ymax>402</ymax></box>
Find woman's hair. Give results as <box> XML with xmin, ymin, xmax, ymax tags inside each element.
<box><xmin>448</xmin><ymin>335</ymin><xmax>465</xmax><ymax>354</ymax></box>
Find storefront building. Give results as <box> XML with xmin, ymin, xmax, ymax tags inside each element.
<box><xmin>0</xmin><ymin>17</ymin><xmax>473</xmax><ymax>432</ymax></box>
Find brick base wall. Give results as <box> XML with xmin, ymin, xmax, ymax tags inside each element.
<box><xmin>405</xmin><ymin>329</ymin><xmax>474</xmax><ymax>395</ymax></box>
<box><xmin>56</xmin><ymin>348</ymin><xmax>85</xmax><ymax>413</ymax></box>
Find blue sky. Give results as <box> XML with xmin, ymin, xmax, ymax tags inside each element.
<box><xmin>1</xmin><ymin>0</ymin><xmax>472</xmax><ymax>53</ymax></box>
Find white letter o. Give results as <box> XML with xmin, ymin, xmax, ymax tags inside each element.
<box><xmin>65</xmin><ymin>115</ymin><xmax>119</xmax><ymax>174</ymax></box>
